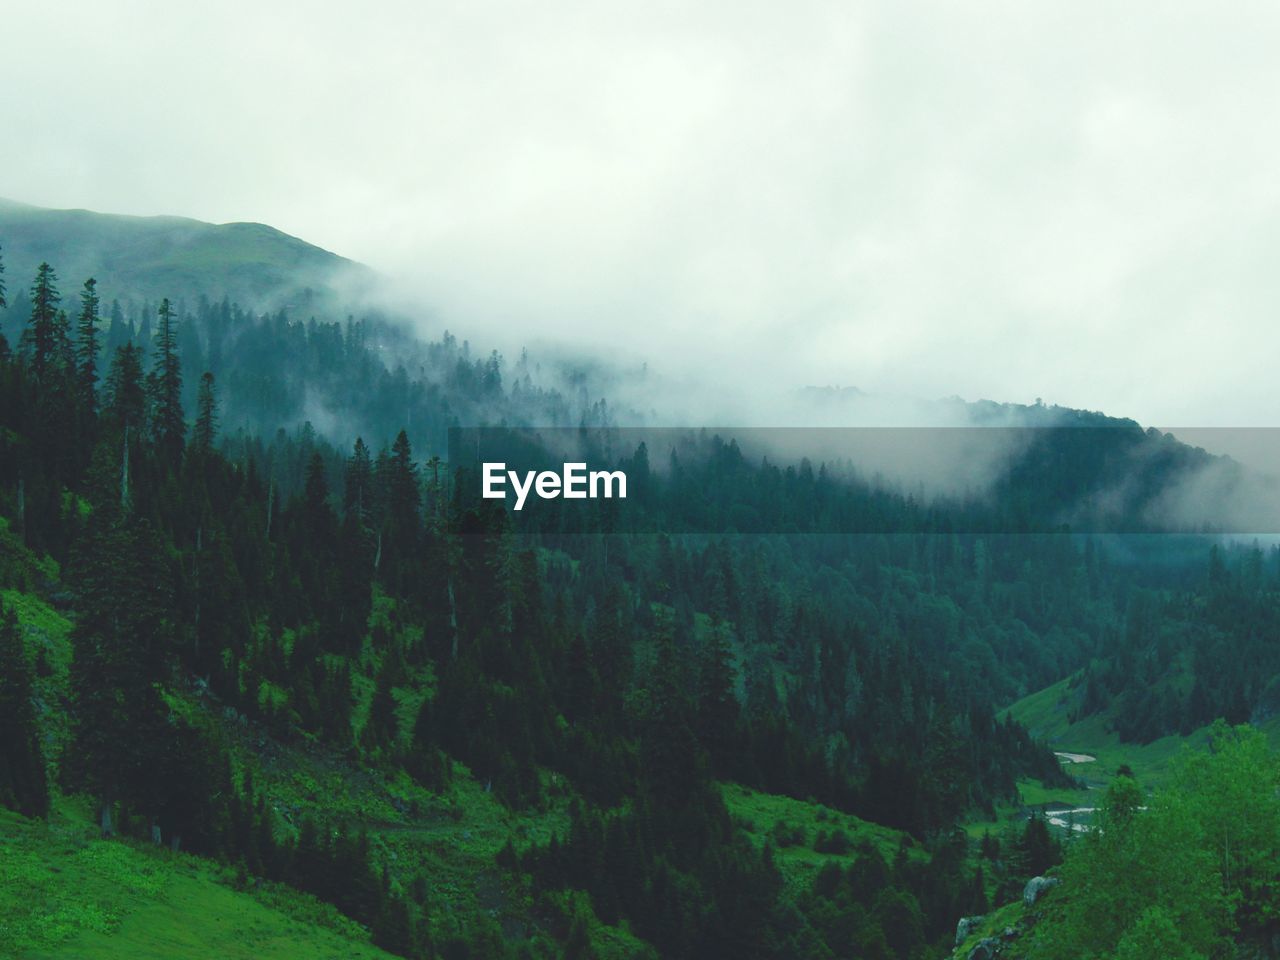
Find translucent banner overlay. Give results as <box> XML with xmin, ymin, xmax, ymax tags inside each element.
<box><xmin>445</xmin><ymin>426</ymin><xmax>1280</xmax><ymax>535</ymax></box>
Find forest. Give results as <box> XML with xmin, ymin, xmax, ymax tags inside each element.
<box><xmin>2</xmin><ymin>242</ymin><xmax>1280</xmax><ymax>959</ymax></box>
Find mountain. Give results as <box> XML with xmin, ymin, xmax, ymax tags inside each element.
<box><xmin>0</xmin><ymin>197</ymin><xmax>373</xmax><ymax>316</ymax></box>
<box><xmin>3</xmin><ymin>202</ymin><xmax>1278</xmax><ymax>959</ymax></box>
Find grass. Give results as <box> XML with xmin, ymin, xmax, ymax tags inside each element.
<box><xmin>3</xmin><ymin>589</ymin><xmax>73</xmax><ymax>670</ymax></box>
<box><xmin>0</xmin><ymin>517</ymin><xmax>62</xmax><ymax>591</ymax></box>
<box><xmin>950</xmin><ymin>900</ymin><xmax>1026</xmax><ymax>958</ymax></box>
<box><xmin>0</xmin><ymin>802</ymin><xmax>396</xmax><ymax>960</ymax></box>
<box><xmin>965</xmin><ymin>674</ymin><xmax>1280</xmax><ymax>841</ymax></box>
<box><xmin>3</xmin><ymin>588</ymin><xmax>75</xmax><ymax>765</ymax></box>
<box><xmin>212</xmin><ymin>693</ymin><xmax>655</xmax><ymax>957</ymax></box>
<box><xmin>722</xmin><ymin>783</ymin><xmax>914</xmax><ymax>892</ymax></box>
<box><xmin>963</xmin><ymin>776</ymin><xmax>1097</xmax><ymax>840</ymax></box>
<box><xmin>1003</xmin><ymin>674</ymin><xmax>1257</xmax><ymax>791</ymax></box>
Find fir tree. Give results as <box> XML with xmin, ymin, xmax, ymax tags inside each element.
<box><xmin>75</xmin><ymin>278</ymin><xmax>101</xmax><ymax>409</ymax></box>
<box><xmin>148</xmin><ymin>298</ymin><xmax>184</xmax><ymax>462</ymax></box>
<box><xmin>64</xmin><ymin>515</ymin><xmax>175</xmax><ymax>835</ymax></box>
<box><xmin>642</xmin><ymin>608</ymin><xmax>701</xmax><ymax>810</ymax></box>
<box><xmin>302</xmin><ymin>452</ymin><xmax>336</xmax><ymax>543</ymax></box>
<box><xmin>23</xmin><ymin>263</ymin><xmax>61</xmax><ymax>379</ymax></box>
<box><xmin>104</xmin><ymin>343</ymin><xmax>146</xmax><ymax>433</ymax></box>
<box><xmin>363</xmin><ymin>660</ymin><xmax>399</xmax><ymax>754</ymax></box>
<box><xmin>386</xmin><ymin>430</ymin><xmax>420</xmax><ymax>531</ymax></box>
<box><xmin>343</xmin><ymin>437</ymin><xmax>373</xmax><ymax>524</ymax></box>
<box><xmin>192</xmin><ymin>371</ymin><xmax>218</xmax><ymax>451</ymax></box>
<box><xmin>697</xmin><ymin>617</ymin><xmax>738</xmax><ymax>775</ymax></box>
<box><xmin>0</xmin><ymin>601</ymin><xmax>49</xmax><ymax>818</ymax></box>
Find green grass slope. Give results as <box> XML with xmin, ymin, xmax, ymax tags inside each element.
<box><xmin>190</xmin><ymin>683</ymin><xmax>654</xmax><ymax>957</ymax></box>
<box><xmin>0</xmin><ymin>804</ymin><xmax>397</xmax><ymax>960</ymax></box>
<box><xmin>1006</xmin><ymin>675</ymin><xmax>1228</xmax><ymax>789</ymax></box>
<box><xmin>990</xmin><ymin>673</ymin><xmax>1280</xmax><ymax>837</ymax></box>
<box><xmin>723</xmin><ymin>783</ymin><xmax>917</xmax><ymax>891</ymax></box>
<box><xmin>958</xmin><ymin>675</ymin><xmax>1236</xmax><ymax>839</ymax></box>
<box><xmin>0</xmin><ymin>197</ymin><xmax>374</xmax><ymax>316</ymax></box>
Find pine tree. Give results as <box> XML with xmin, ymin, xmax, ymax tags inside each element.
<box><xmin>697</xmin><ymin>617</ymin><xmax>738</xmax><ymax>775</ymax></box>
<box><xmin>643</xmin><ymin>608</ymin><xmax>701</xmax><ymax>809</ymax></box>
<box><xmin>75</xmin><ymin>278</ymin><xmax>101</xmax><ymax>410</ymax></box>
<box><xmin>23</xmin><ymin>263</ymin><xmax>61</xmax><ymax>379</ymax></box>
<box><xmin>104</xmin><ymin>343</ymin><xmax>146</xmax><ymax>433</ymax></box>
<box><xmin>148</xmin><ymin>298</ymin><xmax>184</xmax><ymax>462</ymax></box>
<box><xmin>0</xmin><ymin>243</ymin><xmax>6</xmax><ymax>308</ymax></box>
<box><xmin>0</xmin><ymin>601</ymin><xmax>49</xmax><ymax>818</ymax></box>
<box><xmin>371</xmin><ymin>894</ymin><xmax>417</xmax><ymax>956</ymax></box>
<box><xmin>64</xmin><ymin>515</ymin><xmax>175</xmax><ymax>835</ymax></box>
<box><xmin>343</xmin><ymin>437</ymin><xmax>373</xmax><ymax>524</ymax></box>
<box><xmin>192</xmin><ymin>371</ymin><xmax>218</xmax><ymax>451</ymax></box>
<box><xmin>363</xmin><ymin>660</ymin><xmax>399</xmax><ymax>754</ymax></box>
<box><xmin>386</xmin><ymin>430</ymin><xmax>420</xmax><ymax>531</ymax></box>
<box><xmin>1017</xmin><ymin>812</ymin><xmax>1060</xmax><ymax>877</ymax></box>
<box><xmin>302</xmin><ymin>452</ymin><xmax>336</xmax><ymax>543</ymax></box>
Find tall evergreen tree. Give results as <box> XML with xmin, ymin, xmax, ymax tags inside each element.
<box><xmin>0</xmin><ymin>243</ymin><xmax>7</xmax><ymax>308</ymax></box>
<box><xmin>642</xmin><ymin>608</ymin><xmax>701</xmax><ymax>810</ymax></box>
<box><xmin>344</xmin><ymin>437</ymin><xmax>373</xmax><ymax>524</ymax></box>
<box><xmin>104</xmin><ymin>343</ymin><xmax>146</xmax><ymax>434</ymax></box>
<box><xmin>0</xmin><ymin>601</ymin><xmax>49</xmax><ymax>818</ymax></box>
<box><xmin>64</xmin><ymin>515</ymin><xmax>175</xmax><ymax>836</ymax></box>
<box><xmin>23</xmin><ymin>263</ymin><xmax>61</xmax><ymax>379</ymax></box>
<box><xmin>75</xmin><ymin>278</ymin><xmax>101</xmax><ymax>409</ymax></box>
<box><xmin>192</xmin><ymin>371</ymin><xmax>218</xmax><ymax>451</ymax></box>
<box><xmin>386</xmin><ymin>430</ymin><xmax>420</xmax><ymax>530</ymax></box>
<box><xmin>148</xmin><ymin>298</ymin><xmax>184</xmax><ymax>461</ymax></box>
<box><xmin>697</xmin><ymin>618</ymin><xmax>738</xmax><ymax>775</ymax></box>
<box><xmin>303</xmin><ymin>452</ymin><xmax>336</xmax><ymax>536</ymax></box>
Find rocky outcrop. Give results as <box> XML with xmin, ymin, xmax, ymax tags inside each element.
<box><xmin>967</xmin><ymin>937</ymin><xmax>999</xmax><ymax>960</ymax></box>
<box><xmin>1023</xmin><ymin>875</ymin><xmax>1060</xmax><ymax>907</ymax></box>
<box><xmin>955</xmin><ymin>915</ymin><xmax>985</xmax><ymax>946</ymax></box>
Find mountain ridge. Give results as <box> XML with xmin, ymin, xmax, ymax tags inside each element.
<box><xmin>0</xmin><ymin>196</ymin><xmax>374</xmax><ymax>317</ymax></box>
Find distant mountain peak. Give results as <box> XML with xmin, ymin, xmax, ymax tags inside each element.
<box><xmin>0</xmin><ymin>197</ymin><xmax>373</xmax><ymax>316</ymax></box>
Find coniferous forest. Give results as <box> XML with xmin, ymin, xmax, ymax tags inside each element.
<box><xmin>5</xmin><ymin>225</ymin><xmax>1280</xmax><ymax>960</ymax></box>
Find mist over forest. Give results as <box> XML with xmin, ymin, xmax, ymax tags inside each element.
<box><xmin>6</xmin><ymin>3</ymin><xmax>1280</xmax><ymax>959</ymax></box>
<box><xmin>2</xmin><ymin>195</ymin><xmax>1280</xmax><ymax>960</ymax></box>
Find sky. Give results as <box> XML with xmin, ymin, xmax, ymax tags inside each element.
<box><xmin>2</xmin><ymin>0</ymin><xmax>1280</xmax><ymax>426</ymax></box>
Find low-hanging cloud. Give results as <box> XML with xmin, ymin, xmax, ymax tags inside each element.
<box><xmin>3</xmin><ymin>1</ymin><xmax>1280</xmax><ymax>430</ymax></box>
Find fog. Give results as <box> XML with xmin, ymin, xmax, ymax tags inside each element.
<box><xmin>3</xmin><ymin>1</ymin><xmax>1280</xmax><ymax>427</ymax></box>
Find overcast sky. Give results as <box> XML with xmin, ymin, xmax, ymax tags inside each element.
<box><xmin>3</xmin><ymin>1</ymin><xmax>1279</xmax><ymax>426</ymax></box>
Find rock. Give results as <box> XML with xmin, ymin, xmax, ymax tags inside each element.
<box><xmin>1023</xmin><ymin>875</ymin><xmax>1061</xmax><ymax>907</ymax></box>
<box><xmin>967</xmin><ymin>937</ymin><xmax>999</xmax><ymax>960</ymax></box>
<box><xmin>955</xmin><ymin>915</ymin><xmax>985</xmax><ymax>946</ymax></box>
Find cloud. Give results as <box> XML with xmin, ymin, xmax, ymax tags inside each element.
<box><xmin>2</xmin><ymin>1</ymin><xmax>1280</xmax><ymax>427</ymax></box>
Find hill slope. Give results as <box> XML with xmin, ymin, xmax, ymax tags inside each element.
<box><xmin>1</xmin><ymin>805</ymin><xmax>398</xmax><ymax>960</ymax></box>
<box><xmin>0</xmin><ymin>197</ymin><xmax>373</xmax><ymax>316</ymax></box>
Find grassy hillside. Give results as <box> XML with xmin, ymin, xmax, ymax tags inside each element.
<box><xmin>0</xmin><ymin>513</ymin><xmax>646</xmax><ymax>958</ymax></box>
<box><xmin>962</xmin><ymin>673</ymin><xmax>1280</xmax><ymax>845</ymax></box>
<box><xmin>0</xmin><ymin>197</ymin><xmax>373</xmax><ymax>316</ymax></box>
<box><xmin>1006</xmin><ymin>676</ymin><xmax>1187</xmax><ymax>786</ymax></box>
<box><xmin>1003</xmin><ymin>674</ymin><xmax>1280</xmax><ymax>789</ymax></box>
<box><xmin>0</xmin><ymin>803</ymin><xmax>398</xmax><ymax>960</ymax></box>
<box><xmin>723</xmin><ymin>782</ymin><xmax>914</xmax><ymax>889</ymax></box>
